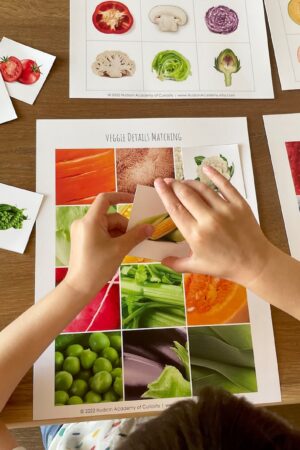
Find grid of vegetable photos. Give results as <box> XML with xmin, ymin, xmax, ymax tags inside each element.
<box><xmin>70</xmin><ymin>0</ymin><xmax>273</xmax><ymax>98</ymax></box>
<box><xmin>34</xmin><ymin>118</ymin><xmax>280</xmax><ymax>420</ymax></box>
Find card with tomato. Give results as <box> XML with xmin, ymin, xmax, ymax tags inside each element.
<box><xmin>0</xmin><ymin>37</ymin><xmax>56</xmax><ymax>105</ymax></box>
<box><xmin>0</xmin><ymin>73</ymin><xmax>17</xmax><ymax>124</ymax></box>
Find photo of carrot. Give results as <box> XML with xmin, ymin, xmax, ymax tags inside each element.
<box><xmin>185</xmin><ymin>274</ymin><xmax>249</xmax><ymax>326</ymax></box>
<box><xmin>56</xmin><ymin>149</ymin><xmax>116</xmax><ymax>205</ymax></box>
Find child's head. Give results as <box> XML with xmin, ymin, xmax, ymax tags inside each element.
<box><xmin>118</xmin><ymin>388</ymin><xmax>300</xmax><ymax>449</ymax></box>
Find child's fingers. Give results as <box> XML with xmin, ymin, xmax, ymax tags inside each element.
<box><xmin>107</xmin><ymin>213</ymin><xmax>128</xmax><ymax>233</ymax></box>
<box><xmin>202</xmin><ymin>166</ymin><xmax>240</xmax><ymax>203</ymax></box>
<box><xmin>171</xmin><ymin>180</ymin><xmax>212</xmax><ymax>223</ymax></box>
<box><xmin>154</xmin><ymin>178</ymin><xmax>196</xmax><ymax>235</ymax></box>
<box><xmin>117</xmin><ymin>224</ymin><xmax>153</xmax><ymax>255</ymax></box>
<box><xmin>86</xmin><ymin>193</ymin><xmax>134</xmax><ymax>222</ymax></box>
<box><xmin>182</xmin><ymin>180</ymin><xmax>227</xmax><ymax>210</ymax></box>
<box><xmin>161</xmin><ymin>256</ymin><xmax>194</xmax><ymax>274</ymax></box>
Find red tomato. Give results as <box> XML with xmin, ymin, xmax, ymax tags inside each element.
<box><xmin>0</xmin><ymin>56</ymin><xmax>23</xmax><ymax>82</ymax></box>
<box><xmin>92</xmin><ymin>1</ymin><xmax>133</xmax><ymax>34</ymax></box>
<box><xmin>18</xmin><ymin>59</ymin><xmax>41</xmax><ymax>85</ymax></box>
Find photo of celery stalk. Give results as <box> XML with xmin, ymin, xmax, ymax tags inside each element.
<box><xmin>121</xmin><ymin>264</ymin><xmax>186</xmax><ymax>329</ymax></box>
<box><xmin>138</xmin><ymin>213</ymin><xmax>185</xmax><ymax>243</ymax></box>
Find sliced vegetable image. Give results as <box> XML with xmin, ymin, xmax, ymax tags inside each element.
<box><xmin>56</xmin><ymin>206</ymin><xmax>89</xmax><ymax>266</ymax></box>
<box><xmin>57</xmin><ymin>269</ymin><xmax>121</xmax><ymax>332</ymax></box>
<box><xmin>185</xmin><ymin>274</ymin><xmax>249</xmax><ymax>326</ymax></box>
<box><xmin>194</xmin><ymin>155</ymin><xmax>234</xmax><ymax>189</ymax></box>
<box><xmin>123</xmin><ymin>328</ymin><xmax>191</xmax><ymax>400</ymax></box>
<box><xmin>152</xmin><ymin>50</ymin><xmax>191</xmax><ymax>81</ymax></box>
<box><xmin>0</xmin><ymin>56</ymin><xmax>22</xmax><ymax>82</ymax></box>
<box><xmin>116</xmin><ymin>148</ymin><xmax>175</xmax><ymax>194</ymax></box>
<box><xmin>205</xmin><ymin>5</ymin><xmax>239</xmax><ymax>34</ymax></box>
<box><xmin>121</xmin><ymin>264</ymin><xmax>185</xmax><ymax>329</ymax></box>
<box><xmin>288</xmin><ymin>0</ymin><xmax>300</xmax><ymax>25</ymax></box>
<box><xmin>286</xmin><ymin>141</ymin><xmax>300</xmax><ymax>195</ymax></box>
<box><xmin>149</xmin><ymin>6</ymin><xmax>187</xmax><ymax>32</ymax></box>
<box><xmin>92</xmin><ymin>1</ymin><xmax>134</xmax><ymax>34</ymax></box>
<box><xmin>214</xmin><ymin>49</ymin><xmax>241</xmax><ymax>87</ymax></box>
<box><xmin>0</xmin><ymin>204</ymin><xmax>27</xmax><ymax>230</ymax></box>
<box><xmin>92</xmin><ymin>51</ymin><xmax>135</xmax><ymax>78</ymax></box>
<box><xmin>56</xmin><ymin>149</ymin><xmax>116</xmax><ymax>205</ymax></box>
<box><xmin>54</xmin><ymin>332</ymin><xmax>123</xmax><ymax>405</ymax></box>
<box><xmin>189</xmin><ymin>325</ymin><xmax>257</xmax><ymax>395</ymax></box>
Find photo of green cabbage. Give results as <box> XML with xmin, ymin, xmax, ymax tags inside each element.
<box><xmin>152</xmin><ymin>50</ymin><xmax>191</xmax><ymax>81</ymax></box>
<box><xmin>189</xmin><ymin>325</ymin><xmax>257</xmax><ymax>395</ymax></box>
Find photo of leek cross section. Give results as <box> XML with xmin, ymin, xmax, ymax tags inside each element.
<box><xmin>53</xmin><ymin>146</ymin><xmax>255</xmax><ymax>406</ymax></box>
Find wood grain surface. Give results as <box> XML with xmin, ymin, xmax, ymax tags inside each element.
<box><xmin>0</xmin><ymin>0</ymin><xmax>300</xmax><ymax>427</ymax></box>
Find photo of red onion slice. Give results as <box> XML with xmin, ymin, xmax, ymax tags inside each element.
<box><xmin>205</xmin><ymin>5</ymin><xmax>239</xmax><ymax>34</ymax></box>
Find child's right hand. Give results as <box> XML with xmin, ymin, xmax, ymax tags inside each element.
<box><xmin>154</xmin><ymin>167</ymin><xmax>275</xmax><ymax>288</ymax></box>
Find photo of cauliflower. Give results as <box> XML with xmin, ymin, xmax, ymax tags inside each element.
<box><xmin>195</xmin><ymin>155</ymin><xmax>234</xmax><ymax>189</ymax></box>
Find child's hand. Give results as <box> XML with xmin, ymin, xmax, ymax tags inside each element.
<box><xmin>154</xmin><ymin>167</ymin><xmax>274</xmax><ymax>287</ymax></box>
<box><xmin>64</xmin><ymin>193</ymin><xmax>153</xmax><ymax>298</ymax></box>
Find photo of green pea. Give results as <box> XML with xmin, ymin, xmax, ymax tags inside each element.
<box><xmin>54</xmin><ymin>331</ymin><xmax>123</xmax><ymax>405</ymax></box>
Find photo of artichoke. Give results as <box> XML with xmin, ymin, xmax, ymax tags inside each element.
<box><xmin>214</xmin><ymin>49</ymin><xmax>241</xmax><ymax>87</ymax></box>
<box><xmin>138</xmin><ymin>213</ymin><xmax>184</xmax><ymax>242</ymax></box>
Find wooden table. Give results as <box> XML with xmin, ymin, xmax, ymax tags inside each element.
<box><xmin>1</xmin><ymin>0</ymin><xmax>300</xmax><ymax>427</ymax></box>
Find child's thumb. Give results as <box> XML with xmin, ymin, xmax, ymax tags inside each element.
<box><xmin>119</xmin><ymin>224</ymin><xmax>153</xmax><ymax>255</ymax></box>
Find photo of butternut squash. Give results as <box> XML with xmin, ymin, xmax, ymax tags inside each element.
<box><xmin>185</xmin><ymin>274</ymin><xmax>249</xmax><ymax>325</ymax></box>
<box><xmin>56</xmin><ymin>149</ymin><xmax>116</xmax><ymax>205</ymax></box>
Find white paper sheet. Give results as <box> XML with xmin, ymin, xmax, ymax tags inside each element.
<box><xmin>264</xmin><ymin>113</ymin><xmax>300</xmax><ymax>259</ymax></box>
<box><xmin>0</xmin><ymin>37</ymin><xmax>56</xmax><ymax>105</ymax></box>
<box><xmin>34</xmin><ymin>118</ymin><xmax>280</xmax><ymax>421</ymax></box>
<box><xmin>70</xmin><ymin>0</ymin><xmax>273</xmax><ymax>99</ymax></box>
<box><xmin>265</xmin><ymin>0</ymin><xmax>300</xmax><ymax>90</ymax></box>
<box><xmin>0</xmin><ymin>74</ymin><xmax>17</xmax><ymax>124</ymax></box>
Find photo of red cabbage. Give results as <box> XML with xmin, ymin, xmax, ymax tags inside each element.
<box><xmin>123</xmin><ymin>327</ymin><xmax>191</xmax><ymax>401</ymax></box>
<box><xmin>205</xmin><ymin>5</ymin><xmax>239</xmax><ymax>34</ymax></box>
<box><xmin>286</xmin><ymin>142</ymin><xmax>300</xmax><ymax>209</ymax></box>
<box><xmin>56</xmin><ymin>269</ymin><xmax>121</xmax><ymax>332</ymax></box>
<box><xmin>116</xmin><ymin>148</ymin><xmax>175</xmax><ymax>194</ymax></box>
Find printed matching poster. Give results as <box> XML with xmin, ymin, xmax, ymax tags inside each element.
<box><xmin>34</xmin><ymin>118</ymin><xmax>280</xmax><ymax>421</ymax></box>
<box><xmin>265</xmin><ymin>0</ymin><xmax>300</xmax><ymax>90</ymax></box>
<box><xmin>70</xmin><ymin>0</ymin><xmax>273</xmax><ymax>99</ymax></box>
<box><xmin>264</xmin><ymin>113</ymin><xmax>300</xmax><ymax>259</ymax></box>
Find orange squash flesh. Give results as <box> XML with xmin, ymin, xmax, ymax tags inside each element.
<box><xmin>184</xmin><ymin>273</ymin><xmax>249</xmax><ymax>325</ymax></box>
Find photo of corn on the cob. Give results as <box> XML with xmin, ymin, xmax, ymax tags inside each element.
<box><xmin>138</xmin><ymin>213</ymin><xmax>185</xmax><ymax>242</ymax></box>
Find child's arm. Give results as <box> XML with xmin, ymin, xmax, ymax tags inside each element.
<box><xmin>155</xmin><ymin>168</ymin><xmax>300</xmax><ymax>320</ymax></box>
<box><xmin>0</xmin><ymin>192</ymin><xmax>152</xmax><ymax>448</ymax></box>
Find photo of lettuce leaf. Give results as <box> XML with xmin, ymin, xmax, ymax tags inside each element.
<box><xmin>189</xmin><ymin>325</ymin><xmax>257</xmax><ymax>394</ymax></box>
<box><xmin>142</xmin><ymin>365</ymin><xmax>191</xmax><ymax>399</ymax></box>
<box><xmin>56</xmin><ymin>206</ymin><xmax>89</xmax><ymax>266</ymax></box>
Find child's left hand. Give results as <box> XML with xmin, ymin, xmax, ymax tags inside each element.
<box><xmin>64</xmin><ymin>193</ymin><xmax>153</xmax><ymax>298</ymax></box>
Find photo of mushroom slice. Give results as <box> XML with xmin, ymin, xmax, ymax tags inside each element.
<box><xmin>149</xmin><ymin>5</ymin><xmax>187</xmax><ymax>32</ymax></box>
<box><xmin>92</xmin><ymin>51</ymin><xmax>136</xmax><ymax>78</ymax></box>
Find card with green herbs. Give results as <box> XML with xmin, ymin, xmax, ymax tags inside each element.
<box><xmin>0</xmin><ymin>183</ymin><xmax>43</xmax><ymax>253</ymax></box>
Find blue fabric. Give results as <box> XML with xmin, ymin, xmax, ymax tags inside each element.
<box><xmin>40</xmin><ymin>424</ymin><xmax>62</xmax><ymax>449</ymax></box>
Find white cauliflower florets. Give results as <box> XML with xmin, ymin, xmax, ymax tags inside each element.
<box><xmin>197</xmin><ymin>155</ymin><xmax>230</xmax><ymax>188</ymax></box>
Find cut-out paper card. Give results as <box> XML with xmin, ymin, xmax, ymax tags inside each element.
<box><xmin>0</xmin><ymin>73</ymin><xmax>17</xmax><ymax>124</ymax></box>
<box><xmin>0</xmin><ymin>37</ymin><xmax>56</xmax><ymax>105</ymax></box>
<box><xmin>181</xmin><ymin>144</ymin><xmax>246</xmax><ymax>198</ymax></box>
<box><xmin>0</xmin><ymin>183</ymin><xmax>43</xmax><ymax>253</ymax></box>
<box><xmin>127</xmin><ymin>185</ymin><xmax>190</xmax><ymax>261</ymax></box>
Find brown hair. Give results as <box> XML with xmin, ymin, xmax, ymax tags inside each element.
<box><xmin>118</xmin><ymin>388</ymin><xmax>300</xmax><ymax>450</ymax></box>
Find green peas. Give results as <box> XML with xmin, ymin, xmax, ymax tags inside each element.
<box><xmin>54</xmin><ymin>332</ymin><xmax>123</xmax><ymax>406</ymax></box>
